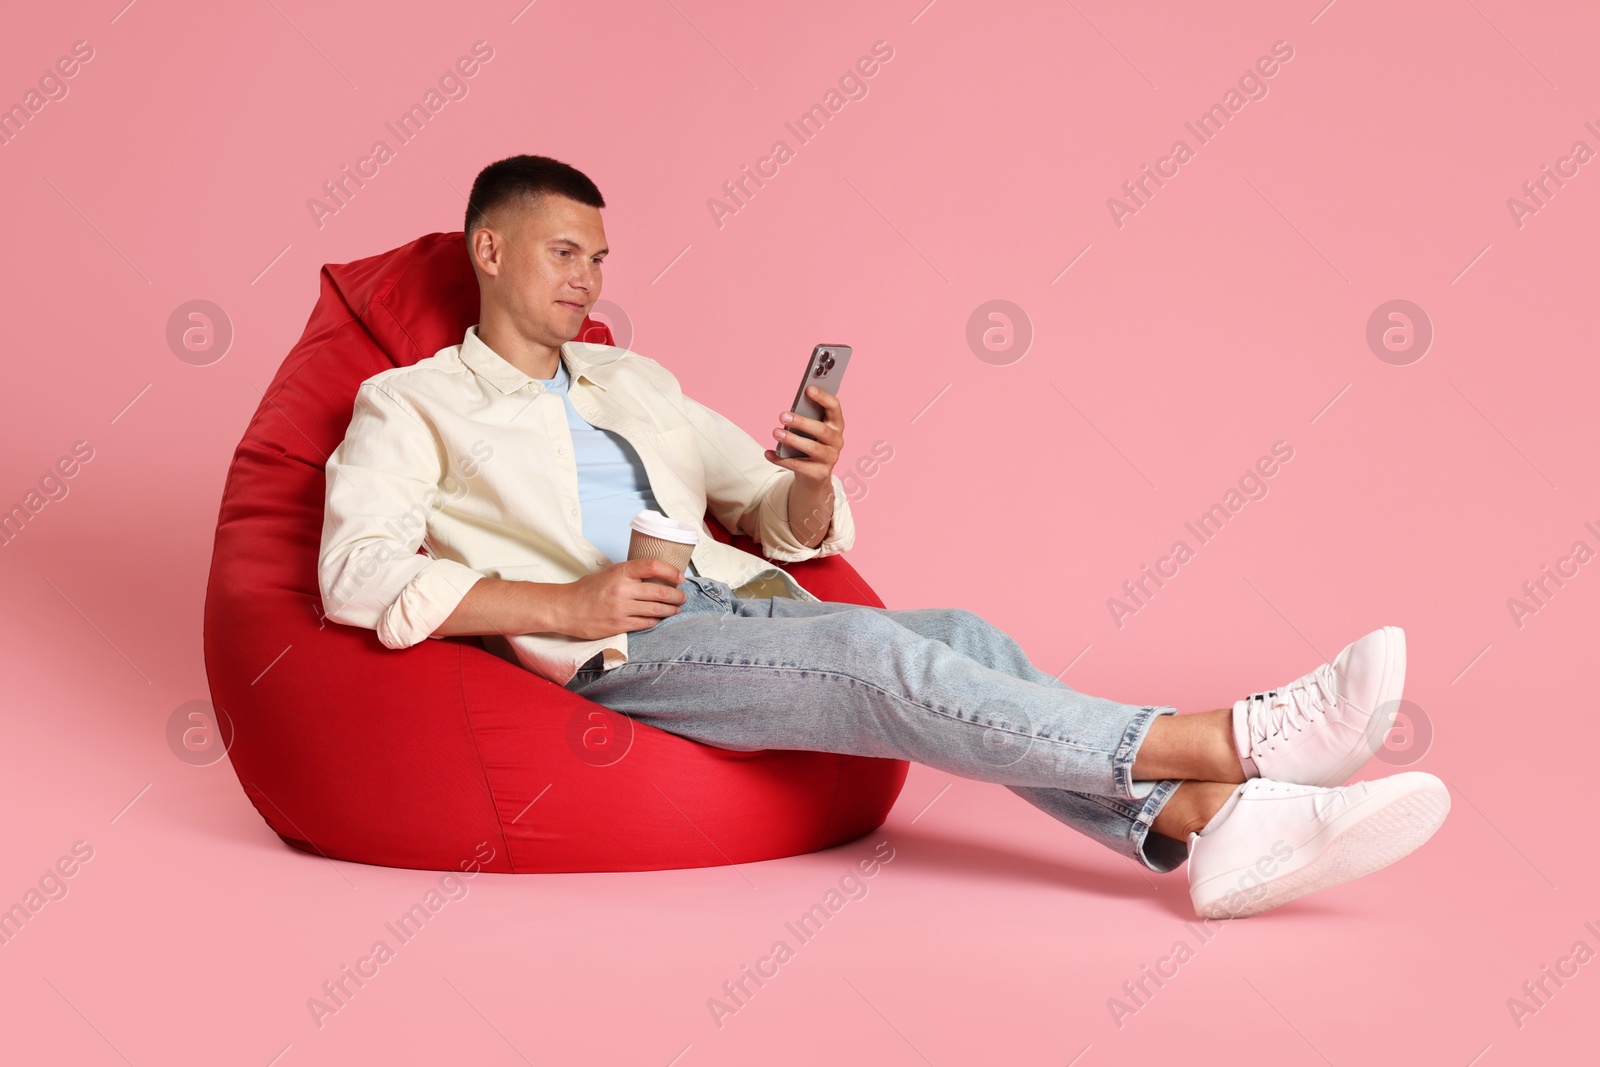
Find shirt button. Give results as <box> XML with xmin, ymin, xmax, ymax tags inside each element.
<box><xmin>557</xmin><ymin>446</ymin><xmax>568</xmax><ymax>456</ymax></box>
<box><xmin>569</xmin><ymin>507</ymin><xmax>579</xmax><ymax>518</ymax></box>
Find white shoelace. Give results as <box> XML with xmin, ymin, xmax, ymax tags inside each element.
<box><xmin>1247</xmin><ymin>667</ymin><xmax>1341</xmax><ymax>749</ymax></box>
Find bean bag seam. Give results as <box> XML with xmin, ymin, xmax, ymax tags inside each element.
<box><xmin>816</xmin><ymin>755</ymin><xmax>846</xmax><ymax>853</ymax></box>
<box><xmin>454</xmin><ymin>641</ymin><xmax>517</xmax><ymax>874</ymax></box>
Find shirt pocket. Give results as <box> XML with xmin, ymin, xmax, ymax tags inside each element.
<box><xmin>643</xmin><ymin>422</ymin><xmax>703</xmax><ymax>488</ymax></box>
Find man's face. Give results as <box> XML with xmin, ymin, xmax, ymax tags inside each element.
<box><xmin>472</xmin><ymin>194</ymin><xmax>607</xmax><ymax>344</ymax></box>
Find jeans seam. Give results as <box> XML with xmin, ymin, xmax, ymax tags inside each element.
<box><xmin>592</xmin><ymin>658</ymin><xmax>1116</xmax><ymax>759</ymax></box>
<box><xmin>1127</xmin><ymin>777</ymin><xmax>1186</xmax><ymax>872</ymax></box>
<box><xmin>1113</xmin><ymin>704</ymin><xmax>1178</xmax><ymax>799</ymax></box>
<box><xmin>686</xmin><ymin>575</ymin><xmax>731</xmax><ymax>607</ymax></box>
<box><xmin>1080</xmin><ymin>791</ymin><xmax>1143</xmax><ymax>821</ymax></box>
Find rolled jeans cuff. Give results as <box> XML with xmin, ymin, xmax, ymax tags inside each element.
<box><xmin>1128</xmin><ymin>777</ymin><xmax>1188</xmax><ymax>872</ymax></box>
<box><xmin>1112</xmin><ymin>704</ymin><xmax>1178</xmax><ymax>801</ymax></box>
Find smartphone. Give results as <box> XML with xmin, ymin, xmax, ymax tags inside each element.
<box><xmin>777</xmin><ymin>344</ymin><xmax>852</xmax><ymax>459</ymax></box>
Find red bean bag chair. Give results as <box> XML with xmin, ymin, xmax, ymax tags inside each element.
<box><xmin>202</xmin><ymin>231</ymin><xmax>907</xmax><ymax>873</ymax></box>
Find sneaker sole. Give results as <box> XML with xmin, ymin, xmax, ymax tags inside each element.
<box><xmin>1313</xmin><ymin>625</ymin><xmax>1407</xmax><ymax>788</ymax></box>
<box><xmin>1192</xmin><ymin>775</ymin><xmax>1448</xmax><ymax>919</ymax></box>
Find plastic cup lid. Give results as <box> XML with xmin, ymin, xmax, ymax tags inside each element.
<box><xmin>629</xmin><ymin>509</ymin><xmax>700</xmax><ymax>544</ymax></box>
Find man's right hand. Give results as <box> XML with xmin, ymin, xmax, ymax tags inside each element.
<box><xmin>428</xmin><ymin>559</ymin><xmax>687</xmax><ymax>643</ymax></box>
<box><xmin>548</xmin><ymin>559</ymin><xmax>687</xmax><ymax>639</ymax></box>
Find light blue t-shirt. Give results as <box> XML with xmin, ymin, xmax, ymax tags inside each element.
<box><xmin>537</xmin><ymin>358</ymin><xmax>695</xmax><ymax>575</ymax></box>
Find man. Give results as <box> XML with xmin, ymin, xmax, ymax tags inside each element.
<box><xmin>319</xmin><ymin>154</ymin><xmax>1449</xmax><ymax>919</ymax></box>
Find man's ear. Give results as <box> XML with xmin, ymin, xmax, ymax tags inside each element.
<box><xmin>468</xmin><ymin>227</ymin><xmax>494</xmax><ymax>276</ymax></box>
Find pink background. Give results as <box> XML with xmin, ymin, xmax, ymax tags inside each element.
<box><xmin>3</xmin><ymin>0</ymin><xmax>1596</xmax><ymax>1062</ymax></box>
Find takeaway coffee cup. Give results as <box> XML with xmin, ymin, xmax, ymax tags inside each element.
<box><xmin>627</xmin><ymin>510</ymin><xmax>699</xmax><ymax>584</ymax></box>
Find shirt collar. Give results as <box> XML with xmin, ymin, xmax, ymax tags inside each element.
<box><xmin>459</xmin><ymin>324</ymin><xmax>610</xmax><ymax>396</ymax></box>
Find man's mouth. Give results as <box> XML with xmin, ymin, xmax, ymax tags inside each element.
<box><xmin>556</xmin><ymin>300</ymin><xmax>585</xmax><ymax>313</ymax></box>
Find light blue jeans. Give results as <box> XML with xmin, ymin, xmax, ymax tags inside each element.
<box><xmin>564</xmin><ymin>574</ymin><xmax>1189</xmax><ymax>872</ymax></box>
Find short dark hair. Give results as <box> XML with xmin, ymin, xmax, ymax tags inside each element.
<box><xmin>464</xmin><ymin>154</ymin><xmax>605</xmax><ymax>239</ymax></box>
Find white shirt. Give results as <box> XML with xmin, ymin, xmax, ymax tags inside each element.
<box><xmin>318</xmin><ymin>325</ymin><xmax>856</xmax><ymax>685</ymax></box>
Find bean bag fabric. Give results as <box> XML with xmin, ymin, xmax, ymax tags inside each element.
<box><xmin>202</xmin><ymin>231</ymin><xmax>907</xmax><ymax>873</ymax></box>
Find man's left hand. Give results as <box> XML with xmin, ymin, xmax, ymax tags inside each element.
<box><xmin>766</xmin><ymin>385</ymin><xmax>844</xmax><ymax>484</ymax></box>
<box><xmin>766</xmin><ymin>387</ymin><xmax>844</xmax><ymax>549</ymax></box>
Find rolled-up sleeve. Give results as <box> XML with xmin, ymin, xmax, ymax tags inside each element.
<box><xmin>319</xmin><ymin>380</ymin><xmax>486</xmax><ymax>649</ymax></box>
<box><xmin>683</xmin><ymin>395</ymin><xmax>855</xmax><ymax>563</ymax></box>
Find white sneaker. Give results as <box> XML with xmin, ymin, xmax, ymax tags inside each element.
<box><xmin>1187</xmin><ymin>772</ymin><xmax>1450</xmax><ymax>919</ymax></box>
<box><xmin>1233</xmin><ymin>626</ymin><xmax>1407</xmax><ymax>787</ymax></box>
